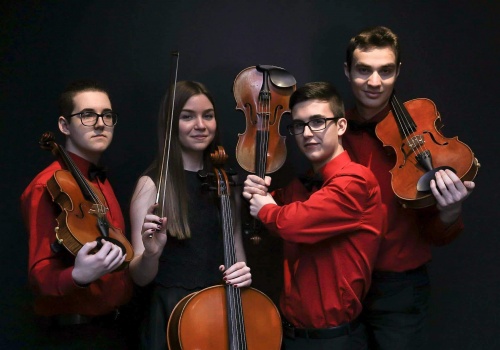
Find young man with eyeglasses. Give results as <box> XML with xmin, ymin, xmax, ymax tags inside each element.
<box><xmin>342</xmin><ymin>26</ymin><xmax>475</xmax><ymax>349</ymax></box>
<box><xmin>20</xmin><ymin>80</ymin><xmax>133</xmax><ymax>348</ymax></box>
<box><xmin>243</xmin><ymin>82</ymin><xmax>383</xmax><ymax>349</ymax></box>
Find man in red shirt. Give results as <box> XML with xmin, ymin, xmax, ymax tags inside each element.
<box><xmin>20</xmin><ymin>80</ymin><xmax>133</xmax><ymax>348</ymax></box>
<box><xmin>243</xmin><ymin>82</ymin><xmax>384</xmax><ymax>349</ymax></box>
<box><xmin>342</xmin><ymin>26</ymin><xmax>476</xmax><ymax>349</ymax></box>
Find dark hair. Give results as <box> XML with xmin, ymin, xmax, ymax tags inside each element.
<box><xmin>58</xmin><ymin>80</ymin><xmax>109</xmax><ymax>120</ymax></box>
<box><xmin>345</xmin><ymin>26</ymin><xmax>401</xmax><ymax>71</ymax></box>
<box><xmin>289</xmin><ymin>82</ymin><xmax>345</xmax><ymax>119</ymax></box>
<box><xmin>154</xmin><ymin>81</ymin><xmax>220</xmax><ymax>239</ymax></box>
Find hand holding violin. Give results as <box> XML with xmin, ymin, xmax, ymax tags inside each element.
<box><xmin>430</xmin><ymin>169</ymin><xmax>475</xmax><ymax>224</ymax></box>
<box><xmin>242</xmin><ymin>175</ymin><xmax>275</xmax><ymax>218</ymax></box>
<box><xmin>72</xmin><ymin>239</ymin><xmax>126</xmax><ymax>286</ymax></box>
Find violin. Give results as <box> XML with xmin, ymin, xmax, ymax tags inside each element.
<box><xmin>375</xmin><ymin>94</ymin><xmax>480</xmax><ymax>208</ymax></box>
<box><xmin>233</xmin><ymin>65</ymin><xmax>296</xmax><ymax>242</ymax></box>
<box><xmin>167</xmin><ymin>146</ymin><xmax>282</xmax><ymax>350</ymax></box>
<box><xmin>40</xmin><ymin>132</ymin><xmax>134</xmax><ymax>269</ymax></box>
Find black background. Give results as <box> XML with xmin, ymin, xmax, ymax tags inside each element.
<box><xmin>1</xmin><ymin>1</ymin><xmax>499</xmax><ymax>348</ymax></box>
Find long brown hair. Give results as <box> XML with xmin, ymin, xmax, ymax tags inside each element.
<box><xmin>153</xmin><ymin>81</ymin><xmax>220</xmax><ymax>239</ymax></box>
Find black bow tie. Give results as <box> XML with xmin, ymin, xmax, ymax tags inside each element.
<box><xmin>300</xmin><ymin>173</ymin><xmax>323</xmax><ymax>192</ymax></box>
<box><xmin>89</xmin><ymin>164</ymin><xmax>107</xmax><ymax>182</ymax></box>
<box><xmin>348</xmin><ymin>120</ymin><xmax>378</xmax><ymax>135</ymax></box>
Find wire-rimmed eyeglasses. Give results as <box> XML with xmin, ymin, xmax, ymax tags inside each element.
<box><xmin>287</xmin><ymin>117</ymin><xmax>339</xmax><ymax>135</ymax></box>
<box><xmin>67</xmin><ymin>111</ymin><xmax>118</xmax><ymax>127</ymax></box>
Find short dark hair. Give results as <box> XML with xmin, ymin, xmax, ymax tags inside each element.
<box><xmin>58</xmin><ymin>80</ymin><xmax>109</xmax><ymax>118</ymax></box>
<box><xmin>345</xmin><ymin>26</ymin><xmax>400</xmax><ymax>71</ymax></box>
<box><xmin>289</xmin><ymin>82</ymin><xmax>345</xmax><ymax>119</ymax></box>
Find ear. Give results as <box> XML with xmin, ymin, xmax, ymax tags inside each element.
<box><xmin>343</xmin><ymin>62</ymin><xmax>350</xmax><ymax>82</ymax></box>
<box><xmin>396</xmin><ymin>62</ymin><xmax>402</xmax><ymax>78</ymax></box>
<box><xmin>58</xmin><ymin>116</ymin><xmax>70</xmax><ymax>136</ymax></box>
<box><xmin>337</xmin><ymin>117</ymin><xmax>348</xmax><ymax>136</ymax></box>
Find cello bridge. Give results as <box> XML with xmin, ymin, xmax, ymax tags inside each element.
<box><xmin>408</xmin><ymin>135</ymin><xmax>424</xmax><ymax>150</ymax></box>
<box><xmin>89</xmin><ymin>204</ymin><xmax>108</xmax><ymax>218</ymax></box>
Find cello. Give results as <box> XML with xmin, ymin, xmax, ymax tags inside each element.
<box><xmin>167</xmin><ymin>146</ymin><xmax>282</xmax><ymax>350</ymax></box>
<box><xmin>233</xmin><ymin>65</ymin><xmax>296</xmax><ymax>242</ymax></box>
<box><xmin>375</xmin><ymin>94</ymin><xmax>480</xmax><ymax>208</ymax></box>
<box><xmin>40</xmin><ymin>132</ymin><xmax>134</xmax><ymax>269</ymax></box>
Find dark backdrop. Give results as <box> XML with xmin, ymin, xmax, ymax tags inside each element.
<box><xmin>1</xmin><ymin>1</ymin><xmax>499</xmax><ymax>348</ymax></box>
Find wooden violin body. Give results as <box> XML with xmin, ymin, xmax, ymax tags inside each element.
<box><xmin>375</xmin><ymin>97</ymin><xmax>480</xmax><ymax>208</ymax></box>
<box><xmin>167</xmin><ymin>146</ymin><xmax>282</xmax><ymax>349</ymax></box>
<box><xmin>48</xmin><ymin>170</ymin><xmax>134</xmax><ymax>266</ymax></box>
<box><xmin>234</xmin><ymin>65</ymin><xmax>296</xmax><ymax>243</ymax></box>
<box><xmin>234</xmin><ymin>65</ymin><xmax>296</xmax><ymax>175</ymax></box>
<box><xmin>40</xmin><ymin>132</ymin><xmax>133</xmax><ymax>268</ymax></box>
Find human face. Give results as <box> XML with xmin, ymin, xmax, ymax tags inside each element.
<box><xmin>58</xmin><ymin>91</ymin><xmax>114</xmax><ymax>163</ymax></box>
<box><xmin>178</xmin><ymin>94</ymin><xmax>216</xmax><ymax>170</ymax></box>
<box><xmin>344</xmin><ymin>47</ymin><xmax>400</xmax><ymax>120</ymax></box>
<box><xmin>292</xmin><ymin>99</ymin><xmax>346</xmax><ymax>172</ymax></box>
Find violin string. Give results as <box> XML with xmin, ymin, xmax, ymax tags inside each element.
<box><xmin>257</xmin><ymin>88</ymin><xmax>270</xmax><ymax>179</ymax></box>
<box><xmin>61</xmin><ymin>145</ymin><xmax>102</xmax><ymax>206</ymax></box>
<box><xmin>257</xmin><ymin>99</ymin><xmax>265</xmax><ymax>178</ymax></box>
<box><xmin>391</xmin><ymin>95</ymin><xmax>427</xmax><ymax>160</ymax></box>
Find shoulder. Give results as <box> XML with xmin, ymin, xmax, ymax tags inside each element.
<box><xmin>133</xmin><ymin>175</ymin><xmax>156</xmax><ymax>195</ymax></box>
<box><xmin>343</xmin><ymin>161</ymin><xmax>378</xmax><ymax>185</ymax></box>
<box><xmin>21</xmin><ymin>161</ymin><xmax>62</xmax><ymax>197</ymax></box>
<box><xmin>325</xmin><ymin>160</ymin><xmax>380</xmax><ymax>197</ymax></box>
<box><xmin>131</xmin><ymin>175</ymin><xmax>157</xmax><ymax>204</ymax></box>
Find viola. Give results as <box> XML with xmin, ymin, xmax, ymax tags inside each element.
<box><xmin>40</xmin><ymin>132</ymin><xmax>134</xmax><ymax>269</ymax></box>
<box><xmin>167</xmin><ymin>146</ymin><xmax>282</xmax><ymax>350</ymax></box>
<box><xmin>375</xmin><ymin>95</ymin><xmax>480</xmax><ymax>208</ymax></box>
<box><xmin>233</xmin><ymin>65</ymin><xmax>296</xmax><ymax>242</ymax></box>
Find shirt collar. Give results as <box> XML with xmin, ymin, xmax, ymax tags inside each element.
<box><xmin>63</xmin><ymin>152</ymin><xmax>101</xmax><ymax>180</ymax></box>
<box><xmin>319</xmin><ymin>150</ymin><xmax>351</xmax><ymax>180</ymax></box>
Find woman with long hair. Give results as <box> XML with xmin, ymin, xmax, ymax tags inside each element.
<box><xmin>129</xmin><ymin>81</ymin><xmax>252</xmax><ymax>349</ymax></box>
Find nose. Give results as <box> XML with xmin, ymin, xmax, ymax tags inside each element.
<box><xmin>94</xmin><ymin>115</ymin><xmax>106</xmax><ymax>128</ymax></box>
<box><xmin>194</xmin><ymin>116</ymin><xmax>206</xmax><ymax>129</ymax></box>
<box><xmin>367</xmin><ymin>71</ymin><xmax>382</xmax><ymax>87</ymax></box>
<box><xmin>302</xmin><ymin>124</ymin><xmax>314</xmax><ymax>137</ymax></box>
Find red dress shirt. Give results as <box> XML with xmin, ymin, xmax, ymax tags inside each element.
<box><xmin>343</xmin><ymin>106</ymin><xmax>464</xmax><ymax>272</ymax></box>
<box><xmin>20</xmin><ymin>152</ymin><xmax>132</xmax><ymax>316</ymax></box>
<box><xmin>258</xmin><ymin>151</ymin><xmax>383</xmax><ymax>328</ymax></box>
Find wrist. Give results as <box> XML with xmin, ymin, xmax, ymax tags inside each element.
<box><xmin>71</xmin><ymin>269</ymin><xmax>91</xmax><ymax>288</ymax></box>
<box><xmin>439</xmin><ymin>206</ymin><xmax>461</xmax><ymax>225</ymax></box>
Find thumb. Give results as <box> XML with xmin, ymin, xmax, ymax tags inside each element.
<box><xmin>264</xmin><ymin>176</ymin><xmax>272</xmax><ymax>187</ymax></box>
<box><xmin>463</xmin><ymin>181</ymin><xmax>475</xmax><ymax>191</ymax></box>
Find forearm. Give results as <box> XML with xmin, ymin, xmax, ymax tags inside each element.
<box><xmin>419</xmin><ymin>207</ymin><xmax>464</xmax><ymax>246</ymax></box>
<box><xmin>438</xmin><ymin>206</ymin><xmax>461</xmax><ymax>225</ymax></box>
<box><xmin>129</xmin><ymin>252</ymin><xmax>160</xmax><ymax>286</ymax></box>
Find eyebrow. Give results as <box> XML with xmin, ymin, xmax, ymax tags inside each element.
<box><xmin>181</xmin><ymin>108</ymin><xmax>215</xmax><ymax>113</ymax></box>
<box><xmin>293</xmin><ymin>114</ymin><xmax>327</xmax><ymax>122</ymax></box>
<box><xmin>355</xmin><ymin>63</ymin><xmax>397</xmax><ymax>69</ymax></box>
<box><xmin>79</xmin><ymin>107</ymin><xmax>113</xmax><ymax>113</ymax></box>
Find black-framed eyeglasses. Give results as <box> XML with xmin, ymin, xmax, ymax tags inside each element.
<box><xmin>67</xmin><ymin>111</ymin><xmax>118</xmax><ymax>127</ymax></box>
<box><xmin>287</xmin><ymin>117</ymin><xmax>339</xmax><ymax>135</ymax></box>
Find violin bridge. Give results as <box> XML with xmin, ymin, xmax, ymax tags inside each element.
<box><xmin>408</xmin><ymin>135</ymin><xmax>424</xmax><ymax>150</ymax></box>
<box><xmin>89</xmin><ymin>204</ymin><xmax>109</xmax><ymax>218</ymax></box>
